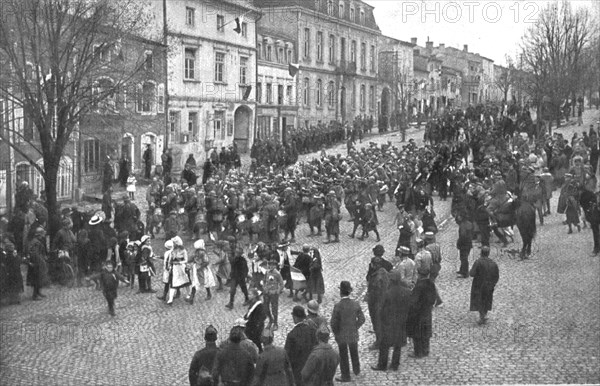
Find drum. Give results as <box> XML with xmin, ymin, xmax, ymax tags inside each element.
<box><xmin>290</xmin><ymin>267</ymin><xmax>306</xmax><ymax>291</ymax></box>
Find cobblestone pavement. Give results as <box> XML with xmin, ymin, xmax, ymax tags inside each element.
<box><xmin>1</xmin><ymin>111</ymin><xmax>599</xmax><ymax>385</ymax></box>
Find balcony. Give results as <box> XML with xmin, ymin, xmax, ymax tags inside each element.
<box><xmin>335</xmin><ymin>60</ymin><xmax>357</xmax><ymax>76</ymax></box>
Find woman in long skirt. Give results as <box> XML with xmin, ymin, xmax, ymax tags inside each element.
<box><xmin>186</xmin><ymin>239</ymin><xmax>216</xmax><ymax>304</ymax></box>
<box><xmin>157</xmin><ymin>239</ymin><xmax>173</xmax><ymax>301</ymax></box>
<box><xmin>167</xmin><ymin>236</ymin><xmax>190</xmax><ymax>305</ymax></box>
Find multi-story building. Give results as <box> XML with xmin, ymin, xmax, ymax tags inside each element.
<box><xmin>378</xmin><ymin>36</ymin><xmax>414</xmax><ymax>118</ymax></box>
<box><xmin>412</xmin><ymin>41</ymin><xmax>443</xmax><ymax>115</ymax></box>
<box><xmin>256</xmin><ymin>30</ymin><xmax>298</xmax><ymax>142</ymax></box>
<box><xmin>149</xmin><ymin>0</ymin><xmax>261</xmax><ymax>170</ymax></box>
<box><xmin>254</xmin><ymin>0</ymin><xmax>381</xmax><ymax>128</ymax></box>
<box><xmin>1</xmin><ymin>30</ymin><xmax>166</xmax><ymax>213</ymax></box>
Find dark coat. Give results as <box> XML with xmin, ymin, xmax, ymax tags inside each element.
<box><xmin>245</xmin><ymin>302</ymin><xmax>267</xmax><ymax>348</ymax></box>
<box><xmin>285</xmin><ymin>321</ymin><xmax>317</xmax><ymax>383</ymax></box>
<box><xmin>331</xmin><ymin>297</ymin><xmax>365</xmax><ymax>344</ymax></box>
<box><xmin>293</xmin><ymin>252</ymin><xmax>311</xmax><ymax>281</ymax></box>
<box><xmin>469</xmin><ymin>257</ymin><xmax>499</xmax><ymax>312</ymax></box>
<box><xmin>26</xmin><ymin>236</ymin><xmax>49</xmax><ymax>288</ymax></box>
<box><xmin>301</xmin><ymin>343</ymin><xmax>340</xmax><ymax>386</ymax></box>
<box><xmin>380</xmin><ymin>283</ymin><xmax>412</xmax><ymax>347</ymax></box>
<box><xmin>406</xmin><ymin>278</ymin><xmax>437</xmax><ymax>339</ymax></box>
<box><xmin>189</xmin><ymin>343</ymin><xmax>219</xmax><ymax>386</ymax></box>
<box><xmin>212</xmin><ymin>343</ymin><xmax>255</xmax><ymax>386</ymax></box>
<box><xmin>98</xmin><ymin>269</ymin><xmax>127</xmax><ymax>299</ymax></box>
<box><xmin>0</xmin><ymin>245</ymin><xmax>24</xmax><ymax>295</ymax></box>
<box><xmin>253</xmin><ymin>345</ymin><xmax>294</xmax><ymax>386</ymax></box>
<box><xmin>307</xmin><ymin>250</ymin><xmax>325</xmax><ymax>295</ymax></box>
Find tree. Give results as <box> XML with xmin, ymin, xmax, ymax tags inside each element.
<box><xmin>0</xmin><ymin>0</ymin><xmax>154</xmax><ymax>238</ymax></box>
<box><xmin>520</xmin><ymin>0</ymin><xmax>591</xmax><ymax>129</ymax></box>
<box><xmin>495</xmin><ymin>55</ymin><xmax>515</xmax><ymax>104</ymax></box>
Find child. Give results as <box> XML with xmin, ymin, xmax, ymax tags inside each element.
<box><xmin>90</xmin><ymin>261</ymin><xmax>129</xmax><ymax>316</ymax></box>
<box><xmin>138</xmin><ymin>243</ymin><xmax>156</xmax><ymax>293</ymax></box>
<box><xmin>263</xmin><ymin>257</ymin><xmax>284</xmax><ymax>331</ymax></box>
<box><xmin>126</xmin><ymin>174</ymin><xmax>137</xmax><ymax>200</ymax></box>
<box><xmin>146</xmin><ymin>204</ymin><xmax>162</xmax><ymax>239</ymax></box>
<box><xmin>123</xmin><ymin>242</ymin><xmax>137</xmax><ymax>289</ymax></box>
<box><xmin>158</xmin><ymin>239</ymin><xmax>174</xmax><ymax>301</ymax></box>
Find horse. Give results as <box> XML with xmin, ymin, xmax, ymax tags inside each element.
<box><xmin>493</xmin><ymin>198</ymin><xmax>537</xmax><ymax>259</ymax></box>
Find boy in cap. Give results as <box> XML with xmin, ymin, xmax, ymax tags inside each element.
<box><xmin>254</xmin><ymin>327</ymin><xmax>295</xmax><ymax>386</ymax></box>
<box><xmin>285</xmin><ymin>306</ymin><xmax>317</xmax><ymax>385</ymax></box>
<box><xmin>263</xmin><ymin>258</ymin><xmax>284</xmax><ymax>331</ymax></box>
<box><xmin>301</xmin><ymin>325</ymin><xmax>339</xmax><ymax>386</ymax></box>
<box><xmin>306</xmin><ymin>300</ymin><xmax>328</xmax><ymax>331</ymax></box>
<box><xmin>189</xmin><ymin>325</ymin><xmax>219</xmax><ymax>386</ymax></box>
<box><xmin>89</xmin><ymin>260</ymin><xmax>129</xmax><ymax>316</ymax></box>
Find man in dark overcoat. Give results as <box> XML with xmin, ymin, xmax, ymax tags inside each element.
<box><xmin>372</xmin><ymin>271</ymin><xmax>412</xmax><ymax>371</ymax></box>
<box><xmin>189</xmin><ymin>325</ymin><xmax>220</xmax><ymax>386</ymax></box>
<box><xmin>244</xmin><ymin>288</ymin><xmax>267</xmax><ymax>352</ymax></box>
<box><xmin>27</xmin><ymin>227</ymin><xmax>49</xmax><ymax>300</ymax></box>
<box><xmin>284</xmin><ymin>306</ymin><xmax>317</xmax><ymax>386</ymax></box>
<box><xmin>330</xmin><ymin>280</ymin><xmax>365</xmax><ymax>383</ymax></box>
<box><xmin>469</xmin><ymin>246</ymin><xmax>500</xmax><ymax>324</ymax></box>
<box><xmin>406</xmin><ymin>272</ymin><xmax>437</xmax><ymax>358</ymax></box>
<box><xmin>366</xmin><ymin>244</ymin><xmax>392</xmax><ymax>351</ymax></box>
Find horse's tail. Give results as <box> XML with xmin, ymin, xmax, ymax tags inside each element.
<box><xmin>515</xmin><ymin>200</ymin><xmax>537</xmax><ymax>240</ymax></box>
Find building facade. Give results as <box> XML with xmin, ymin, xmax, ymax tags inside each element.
<box><xmin>255</xmin><ymin>0</ymin><xmax>381</xmax><ymax>128</ymax></box>
<box><xmin>256</xmin><ymin>30</ymin><xmax>298</xmax><ymax>142</ymax></box>
<box><xmin>149</xmin><ymin>0</ymin><xmax>260</xmax><ymax>170</ymax></box>
<box><xmin>378</xmin><ymin>36</ymin><xmax>414</xmax><ymax>118</ymax></box>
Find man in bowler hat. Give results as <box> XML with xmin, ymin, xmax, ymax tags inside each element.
<box><xmin>330</xmin><ymin>281</ymin><xmax>365</xmax><ymax>382</ymax></box>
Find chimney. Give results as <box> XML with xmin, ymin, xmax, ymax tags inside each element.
<box><xmin>463</xmin><ymin>44</ymin><xmax>468</xmax><ymax>52</ymax></box>
<box><xmin>411</xmin><ymin>37</ymin><xmax>417</xmax><ymax>45</ymax></box>
<box><xmin>426</xmin><ymin>41</ymin><xmax>433</xmax><ymax>49</ymax></box>
<box><xmin>439</xmin><ymin>43</ymin><xmax>445</xmax><ymax>49</ymax></box>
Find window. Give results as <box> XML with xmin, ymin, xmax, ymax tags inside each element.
<box><xmin>316</xmin><ymin>32</ymin><xmax>323</xmax><ymax>61</ymax></box>
<box><xmin>239</xmin><ymin>57</ymin><xmax>248</xmax><ymax>84</ymax></box>
<box><xmin>137</xmin><ymin>82</ymin><xmax>156</xmax><ymax>113</ymax></box>
<box><xmin>278</xmin><ymin>48</ymin><xmax>284</xmax><ymax>63</ymax></box>
<box><xmin>83</xmin><ymin>139</ymin><xmax>102</xmax><ymax>173</ymax></box>
<box><xmin>266</xmin><ymin>83</ymin><xmax>273</xmax><ymax>104</ymax></box>
<box><xmin>278</xmin><ymin>85</ymin><xmax>284</xmax><ymax>105</ymax></box>
<box><xmin>241</xmin><ymin>22</ymin><xmax>247</xmax><ymax>37</ymax></box>
<box><xmin>217</xmin><ymin>15</ymin><xmax>225</xmax><ymax>32</ymax></box>
<box><xmin>369</xmin><ymin>85</ymin><xmax>374</xmax><ymax>110</ymax></box>
<box><xmin>303</xmin><ymin>77</ymin><xmax>310</xmax><ymax>105</ymax></box>
<box><xmin>287</xmin><ymin>49</ymin><xmax>292</xmax><ymax>64</ymax></box>
<box><xmin>327</xmin><ymin>81</ymin><xmax>335</xmax><ymax>107</ymax></box>
<box><xmin>351</xmin><ymin>82</ymin><xmax>356</xmax><ymax>108</ymax></box>
<box><xmin>286</xmin><ymin>85</ymin><xmax>293</xmax><ymax>104</ymax></box>
<box><xmin>144</xmin><ymin>51</ymin><xmax>153</xmax><ymax>70</ymax></box>
<box><xmin>327</xmin><ymin>0</ymin><xmax>334</xmax><ymax>15</ymax></box>
<box><xmin>304</xmin><ymin>28</ymin><xmax>310</xmax><ymax>59</ymax></box>
<box><xmin>360</xmin><ymin>42</ymin><xmax>366</xmax><ymax>69</ymax></box>
<box><xmin>266</xmin><ymin>45</ymin><xmax>272</xmax><ymax>61</ymax></box>
<box><xmin>360</xmin><ymin>10</ymin><xmax>365</xmax><ymax>24</ymax></box>
<box><xmin>186</xmin><ymin>7</ymin><xmax>195</xmax><ymax>26</ymax></box>
<box><xmin>93</xmin><ymin>77</ymin><xmax>115</xmax><ymax>111</ymax></box>
<box><xmin>94</xmin><ymin>44</ymin><xmax>109</xmax><ymax>61</ymax></box>
<box><xmin>257</xmin><ymin>43</ymin><xmax>262</xmax><ymax>60</ymax></box>
<box><xmin>188</xmin><ymin>112</ymin><xmax>198</xmax><ymax>141</ymax></box>
<box><xmin>213</xmin><ymin>111</ymin><xmax>225</xmax><ymax>139</ymax></box>
<box><xmin>339</xmin><ymin>2</ymin><xmax>344</xmax><ymax>18</ymax></box>
<box><xmin>328</xmin><ymin>35</ymin><xmax>335</xmax><ymax>64</ymax></box>
<box><xmin>316</xmin><ymin>79</ymin><xmax>322</xmax><ymax>107</ymax></box>
<box><xmin>350</xmin><ymin>7</ymin><xmax>355</xmax><ymax>22</ymax></box>
<box><xmin>350</xmin><ymin>40</ymin><xmax>356</xmax><ymax>63</ymax></box>
<box><xmin>16</xmin><ymin>163</ymin><xmax>32</xmax><ymax>186</ymax></box>
<box><xmin>360</xmin><ymin>84</ymin><xmax>365</xmax><ymax>109</ymax></box>
<box><xmin>169</xmin><ymin>111</ymin><xmax>180</xmax><ymax>143</ymax></box>
<box><xmin>370</xmin><ymin>45</ymin><xmax>375</xmax><ymax>71</ymax></box>
<box><xmin>157</xmin><ymin>84</ymin><xmax>164</xmax><ymax>113</ymax></box>
<box><xmin>184</xmin><ymin>48</ymin><xmax>196</xmax><ymax>80</ymax></box>
<box><xmin>256</xmin><ymin>82</ymin><xmax>262</xmax><ymax>103</ymax></box>
<box><xmin>340</xmin><ymin>37</ymin><xmax>346</xmax><ymax>62</ymax></box>
<box><xmin>214</xmin><ymin>52</ymin><xmax>225</xmax><ymax>82</ymax></box>
<box><xmin>33</xmin><ymin>158</ymin><xmax>72</xmax><ymax>199</ymax></box>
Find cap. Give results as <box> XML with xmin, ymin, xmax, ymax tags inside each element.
<box><xmin>307</xmin><ymin>300</ymin><xmax>319</xmax><ymax>315</ymax></box>
<box><xmin>372</xmin><ymin>244</ymin><xmax>385</xmax><ymax>256</ymax></box>
<box><xmin>316</xmin><ymin>324</ymin><xmax>331</xmax><ymax>340</ymax></box>
<box><xmin>399</xmin><ymin>246</ymin><xmax>411</xmax><ymax>255</ymax></box>
<box><xmin>140</xmin><ymin>235</ymin><xmax>151</xmax><ymax>244</ymax></box>
<box><xmin>339</xmin><ymin>280</ymin><xmax>353</xmax><ymax>294</ymax></box>
<box><xmin>204</xmin><ymin>325</ymin><xmax>218</xmax><ymax>341</ymax></box>
<box><xmin>292</xmin><ymin>305</ymin><xmax>306</xmax><ymax>318</ymax></box>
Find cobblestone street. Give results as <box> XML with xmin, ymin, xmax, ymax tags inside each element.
<box><xmin>1</xmin><ymin>111</ymin><xmax>600</xmax><ymax>385</ymax></box>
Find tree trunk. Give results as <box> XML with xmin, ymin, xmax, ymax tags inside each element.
<box><xmin>44</xmin><ymin>163</ymin><xmax>61</xmax><ymax>242</ymax></box>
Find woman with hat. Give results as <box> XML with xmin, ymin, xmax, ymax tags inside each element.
<box><xmin>166</xmin><ymin>236</ymin><xmax>190</xmax><ymax>304</ymax></box>
<box><xmin>157</xmin><ymin>239</ymin><xmax>173</xmax><ymax>301</ymax></box>
<box><xmin>87</xmin><ymin>213</ymin><xmax>107</xmax><ymax>276</ymax></box>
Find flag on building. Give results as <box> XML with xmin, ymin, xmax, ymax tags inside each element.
<box><xmin>289</xmin><ymin>63</ymin><xmax>299</xmax><ymax>77</ymax></box>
